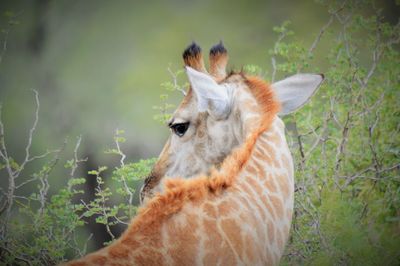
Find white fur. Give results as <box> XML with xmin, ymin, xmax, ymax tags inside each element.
<box><xmin>272</xmin><ymin>74</ymin><xmax>324</xmax><ymax>115</ymax></box>
<box><xmin>185</xmin><ymin>66</ymin><xmax>232</xmax><ymax>119</ymax></box>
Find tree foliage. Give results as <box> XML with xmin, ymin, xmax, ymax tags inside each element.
<box><xmin>273</xmin><ymin>1</ymin><xmax>400</xmax><ymax>264</ymax></box>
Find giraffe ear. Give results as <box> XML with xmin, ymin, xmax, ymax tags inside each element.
<box><xmin>185</xmin><ymin>66</ymin><xmax>232</xmax><ymax>119</ymax></box>
<box><xmin>272</xmin><ymin>73</ymin><xmax>324</xmax><ymax>115</ymax></box>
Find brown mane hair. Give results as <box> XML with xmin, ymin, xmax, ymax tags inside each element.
<box><xmin>124</xmin><ymin>75</ymin><xmax>280</xmax><ymax>236</ymax></box>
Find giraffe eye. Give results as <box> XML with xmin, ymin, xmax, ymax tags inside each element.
<box><xmin>170</xmin><ymin>122</ymin><xmax>190</xmax><ymax>137</ymax></box>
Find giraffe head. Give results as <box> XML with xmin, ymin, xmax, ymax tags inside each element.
<box><xmin>140</xmin><ymin>42</ymin><xmax>323</xmax><ymax>203</ymax></box>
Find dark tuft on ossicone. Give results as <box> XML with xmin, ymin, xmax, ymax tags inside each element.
<box><xmin>183</xmin><ymin>42</ymin><xmax>202</xmax><ymax>60</ymax></box>
<box><xmin>210</xmin><ymin>41</ymin><xmax>227</xmax><ymax>56</ymax></box>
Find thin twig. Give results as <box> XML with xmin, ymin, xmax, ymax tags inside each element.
<box><xmin>308</xmin><ymin>0</ymin><xmax>347</xmax><ymax>56</ymax></box>
<box><xmin>113</xmin><ymin>129</ymin><xmax>135</xmax><ymax>217</ymax></box>
<box><xmin>308</xmin><ymin>16</ymin><xmax>334</xmax><ymax>56</ymax></box>
<box><xmin>69</xmin><ymin>135</ymin><xmax>87</xmax><ymax>179</ymax></box>
<box><xmin>0</xmin><ymin>246</ymin><xmax>33</xmax><ymax>266</ymax></box>
<box><xmin>37</xmin><ymin>140</ymin><xmax>67</xmax><ymax>217</ymax></box>
<box><xmin>167</xmin><ymin>67</ymin><xmax>186</xmax><ymax>96</ymax></box>
<box><xmin>18</xmin><ymin>89</ymin><xmax>40</xmax><ymax>175</ymax></box>
<box><xmin>271</xmin><ymin>31</ymin><xmax>287</xmax><ymax>82</ymax></box>
<box><xmin>304</xmin><ymin>112</ymin><xmax>331</xmax><ymax>159</ymax></box>
<box><xmin>344</xmin><ymin>163</ymin><xmax>400</xmax><ymax>187</ymax></box>
<box><xmin>114</xmin><ymin>129</ymin><xmax>126</xmax><ymax>167</ymax></box>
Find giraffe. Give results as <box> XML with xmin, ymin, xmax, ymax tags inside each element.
<box><xmin>66</xmin><ymin>42</ymin><xmax>323</xmax><ymax>266</ymax></box>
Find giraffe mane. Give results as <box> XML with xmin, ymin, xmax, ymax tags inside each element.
<box><xmin>125</xmin><ymin>75</ymin><xmax>280</xmax><ymax>236</ymax></box>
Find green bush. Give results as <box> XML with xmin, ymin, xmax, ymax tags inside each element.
<box><xmin>275</xmin><ymin>1</ymin><xmax>400</xmax><ymax>265</ymax></box>
<box><xmin>0</xmin><ymin>126</ymin><xmax>156</xmax><ymax>264</ymax></box>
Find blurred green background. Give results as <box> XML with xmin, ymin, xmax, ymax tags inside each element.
<box><xmin>1</xmin><ymin>0</ymin><xmax>397</xmax><ymax>173</ymax></box>
<box><xmin>0</xmin><ymin>0</ymin><xmax>336</xmax><ymax>168</ymax></box>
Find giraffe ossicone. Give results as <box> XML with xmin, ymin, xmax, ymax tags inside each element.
<box><xmin>66</xmin><ymin>42</ymin><xmax>323</xmax><ymax>266</ymax></box>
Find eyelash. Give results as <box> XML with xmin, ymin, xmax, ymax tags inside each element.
<box><xmin>169</xmin><ymin>122</ymin><xmax>190</xmax><ymax>137</ymax></box>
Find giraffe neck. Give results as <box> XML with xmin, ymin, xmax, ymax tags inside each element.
<box><xmin>66</xmin><ymin>80</ymin><xmax>295</xmax><ymax>266</ymax></box>
<box><xmin>232</xmin><ymin>116</ymin><xmax>294</xmax><ymax>263</ymax></box>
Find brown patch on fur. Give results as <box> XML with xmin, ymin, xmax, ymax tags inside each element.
<box><xmin>254</xmin><ymin>149</ymin><xmax>273</xmax><ymax>166</ymax></box>
<box><xmin>202</xmin><ymin>218</ymin><xmax>223</xmax><ymax>249</ymax></box>
<box><xmin>276</xmin><ymin>174</ymin><xmax>290</xmax><ymax>198</ymax></box>
<box><xmin>281</xmin><ymin>153</ymin><xmax>293</xmax><ymax>176</ymax></box>
<box><xmin>203</xmin><ymin>202</ymin><xmax>217</xmax><ymax>217</ymax></box>
<box><xmin>252</xmin><ymin>159</ymin><xmax>267</xmax><ymax>179</ymax></box>
<box><xmin>109</xmin><ymin>262</ymin><xmax>126</xmax><ymax>266</ymax></box>
<box><xmin>257</xmin><ymin>138</ymin><xmax>282</xmax><ymax>169</ymax></box>
<box><xmin>166</xmin><ymin>214</ymin><xmax>199</xmax><ymax>265</ymax></box>
<box><xmin>108</xmin><ymin>244</ymin><xmax>130</xmax><ymax>259</ymax></box>
<box><xmin>221</xmin><ymin>218</ymin><xmax>244</xmax><ymax>259</ymax></box>
<box><xmin>135</xmin><ymin>248</ymin><xmax>163</xmax><ymax>265</ymax></box>
<box><xmin>66</xmin><ymin>262</ymin><xmax>87</xmax><ymax>266</ymax></box>
<box><xmin>268</xmin><ymin>194</ymin><xmax>284</xmax><ymax>220</ymax></box>
<box><xmin>217</xmin><ymin>200</ymin><xmax>236</xmax><ymax>216</ymax></box>
<box><xmin>238</xmin><ymin>193</ymin><xmax>266</xmax><ymax>221</ymax></box>
<box><xmin>244</xmin><ymin>233</ymin><xmax>256</xmax><ymax>263</ymax></box>
<box><xmin>203</xmin><ymin>251</ymin><xmax>220</xmax><ymax>265</ymax></box>
<box><xmin>246</xmin><ymin>164</ymin><xmax>258</xmax><ymax>175</ymax></box>
<box><xmin>89</xmin><ymin>255</ymin><xmax>107</xmax><ymax>265</ymax></box>
<box><xmin>260</xmin><ymin>194</ymin><xmax>277</xmax><ymax>220</ymax></box>
<box><xmin>267</xmin><ymin>130</ymin><xmax>281</xmax><ymax>144</ymax></box>
<box><xmin>240</xmin><ymin>180</ymin><xmax>257</xmax><ymax>198</ymax></box>
<box><xmin>241</xmin><ymin>182</ymin><xmax>269</xmax><ymax>222</ymax></box>
<box><xmin>120</xmin><ymin>236</ymin><xmax>140</xmax><ymax>247</ymax></box>
<box><xmin>272</xmin><ymin>157</ymin><xmax>281</xmax><ymax>169</ymax></box>
<box><xmin>258</xmin><ymin>137</ymin><xmax>276</xmax><ymax>155</ymax></box>
<box><xmin>247</xmin><ymin>176</ymin><xmax>263</xmax><ymax>196</ymax></box>
<box><xmin>264</xmin><ymin>175</ymin><xmax>278</xmax><ymax>193</ymax></box>
<box><xmin>133</xmin><ymin>250</ymin><xmax>163</xmax><ymax>266</ymax></box>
